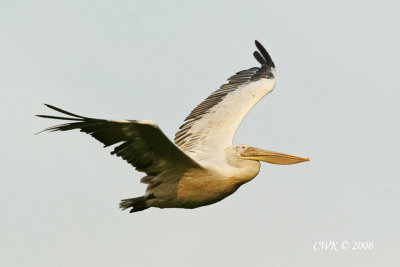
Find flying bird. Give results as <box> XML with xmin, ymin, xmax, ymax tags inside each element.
<box><xmin>37</xmin><ymin>40</ymin><xmax>309</xmax><ymax>213</ymax></box>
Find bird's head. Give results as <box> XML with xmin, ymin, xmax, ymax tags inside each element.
<box><xmin>233</xmin><ymin>144</ymin><xmax>309</xmax><ymax>165</ymax></box>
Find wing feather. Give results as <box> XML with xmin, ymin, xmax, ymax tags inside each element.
<box><xmin>174</xmin><ymin>41</ymin><xmax>276</xmax><ymax>161</ymax></box>
<box><xmin>37</xmin><ymin>104</ymin><xmax>202</xmax><ymax>178</ymax></box>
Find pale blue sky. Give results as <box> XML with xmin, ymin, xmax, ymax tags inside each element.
<box><xmin>1</xmin><ymin>1</ymin><xmax>400</xmax><ymax>266</ymax></box>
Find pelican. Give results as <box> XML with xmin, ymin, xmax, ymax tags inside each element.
<box><xmin>37</xmin><ymin>40</ymin><xmax>309</xmax><ymax>213</ymax></box>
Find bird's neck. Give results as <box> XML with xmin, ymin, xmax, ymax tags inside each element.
<box><xmin>202</xmin><ymin>159</ymin><xmax>261</xmax><ymax>186</ymax></box>
<box><xmin>231</xmin><ymin>160</ymin><xmax>261</xmax><ymax>185</ymax></box>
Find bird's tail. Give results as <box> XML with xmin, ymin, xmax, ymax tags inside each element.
<box><xmin>119</xmin><ymin>196</ymin><xmax>149</xmax><ymax>213</ymax></box>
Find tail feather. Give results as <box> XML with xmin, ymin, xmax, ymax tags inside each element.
<box><xmin>119</xmin><ymin>196</ymin><xmax>149</xmax><ymax>213</ymax></box>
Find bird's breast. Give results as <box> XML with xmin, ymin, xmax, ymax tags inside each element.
<box><xmin>173</xmin><ymin>167</ymin><xmax>254</xmax><ymax>208</ymax></box>
<box><xmin>147</xmin><ymin>163</ymin><xmax>260</xmax><ymax>209</ymax></box>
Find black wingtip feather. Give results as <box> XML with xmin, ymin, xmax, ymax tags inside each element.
<box><xmin>253</xmin><ymin>51</ymin><xmax>266</xmax><ymax>65</ymax></box>
<box><xmin>254</xmin><ymin>40</ymin><xmax>275</xmax><ymax>68</ymax></box>
<box><xmin>36</xmin><ymin>104</ymin><xmax>89</xmax><ymax>134</ymax></box>
<box><xmin>43</xmin><ymin>104</ymin><xmax>86</xmax><ymax>118</ymax></box>
<box><xmin>36</xmin><ymin>114</ymin><xmax>82</xmax><ymax>121</ymax></box>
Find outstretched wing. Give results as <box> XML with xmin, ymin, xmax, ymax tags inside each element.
<box><xmin>174</xmin><ymin>40</ymin><xmax>276</xmax><ymax>161</ymax></box>
<box><xmin>37</xmin><ymin>104</ymin><xmax>202</xmax><ymax>178</ymax></box>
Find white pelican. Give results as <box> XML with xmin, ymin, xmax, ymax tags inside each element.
<box><xmin>38</xmin><ymin>40</ymin><xmax>309</xmax><ymax>213</ymax></box>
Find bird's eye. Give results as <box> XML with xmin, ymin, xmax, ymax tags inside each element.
<box><xmin>240</xmin><ymin>145</ymin><xmax>246</xmax><ymax>150</ymax></box>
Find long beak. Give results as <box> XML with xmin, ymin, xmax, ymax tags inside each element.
<box><xmin>240</xmin><ymin>147</ymin><xmax>310</xmax><ymax>165</ymax></box>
